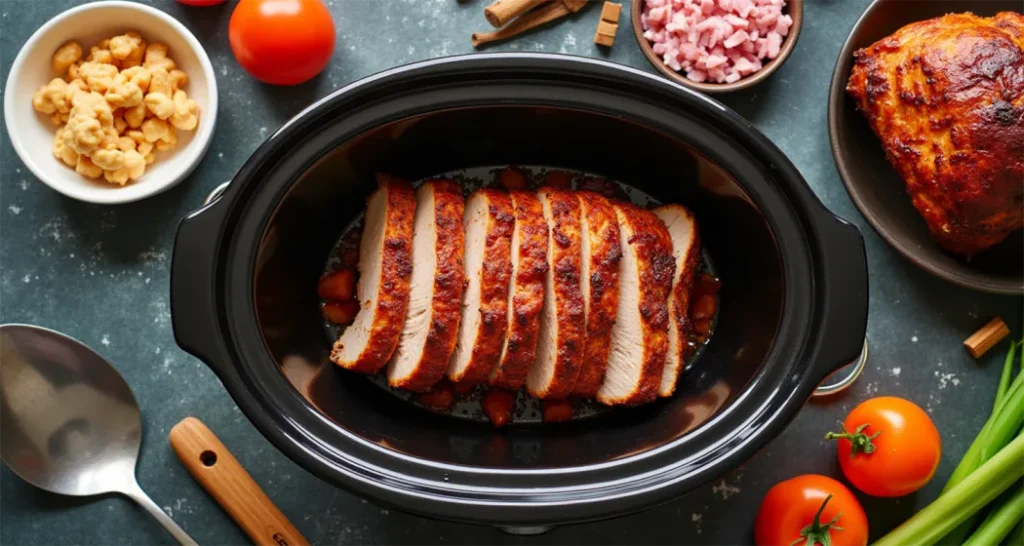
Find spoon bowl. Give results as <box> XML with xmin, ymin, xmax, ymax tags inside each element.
<box><xmin>0</xmin><ymin>324</ymin><xmax>196</xmax><ymax>545</ymax></box>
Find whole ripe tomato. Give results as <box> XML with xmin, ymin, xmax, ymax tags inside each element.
<box><xmin>176</xmin><ymin>0</ymin><xmax>226</xmax><ymax>5</ymax></box>
<box><xmin>229</xmin><ymin>0</ymin><xmax>335</xmax><ymax>85</ymax></box>
<box><xmin>826</xmin><ymin>396</ymin><xmax>941</xmax><ymax>497</ymax></box>
<box><xmin>755</xmin><ymin>475</ymin><xmax>868</xmax><ymax>546</ymax></box>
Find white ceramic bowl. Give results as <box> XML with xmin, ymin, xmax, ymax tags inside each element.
<box><xmin>4</xmin><ymin>1</ymin><xmax>218</xmax><ymax>204</ymax></box>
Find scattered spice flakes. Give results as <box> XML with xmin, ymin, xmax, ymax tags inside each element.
<box><xmin>691</xmin><ymin>513</ymin><xmax>703</xmax><ymax>535</ymax></box>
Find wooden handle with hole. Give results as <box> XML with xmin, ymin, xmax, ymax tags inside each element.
<box><xmin>484</xmin><ymin>0</ymin><xmax>549</xmax><ymax>28</ymax></box>
<box><xmin>472</xmin><ymin>1</ymin><xmax>570</xmax><ymax>47</ymax></box>
<box><xmin>169</xmin><ymin>417</ymin><xmax>309</xmax><ymax>546</ymax></box>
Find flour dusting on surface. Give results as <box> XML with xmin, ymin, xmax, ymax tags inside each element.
<box><xmin>911</xmin><ymin>336</ymin><xmax>918</xmax><ymax>343</ymax></box>
<box><xmin>712</xmin><ymin>475</ymin><xmax>741</xmax><ymax>500</ymax></box>
<box><xmin>935</xmin><ymin>371</ymin><xmax>958</xmax><ymax>389</ymax></box>
<box><xmin>101</xmin><ymin>334</ymin><xmax>110</xmax><ymax>346</ymax></box>
<box><xmin>890</xmin><ymin>367</ymin><xmax>901</xmax><ymax>377</ymax></box>
<box><xmin>692</xmin><ymin>513</ymin><xmax>703</xmax><ymax>535</ymax></box>
<box><xmin>8</xmin><ymin>205</ymin><xmax>21</xmax><ymax>215</ymax></box>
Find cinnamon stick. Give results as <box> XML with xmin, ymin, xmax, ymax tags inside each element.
<box><xmin>484</xmin><ymin>0</ymin><xmax>550</xmax><ymax>28</ymax></box>
<box><xmin>472</xmin><ymin>1</ymin><xmax>570</xmax><ymax>47</ymax></box>
<box><xmin>964</xmin><ymin>317</ymin><xmax>1010</xmax><ymax>358</ymax></box>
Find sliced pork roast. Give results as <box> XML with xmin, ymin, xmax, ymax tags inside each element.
<box><xmin>448</xmin><ymin>190</ymin><xmax>514</xmax><ymax>384</ymax></box>
<box><xmin>386</xmin><ymin>180</ymin><xmax>466</xmax><ymax>392</ymax></box>
<box><xmin>597</xmin><ymin>202</ymin><xmax>675</xmax><ymax>406</ymax></box>
<box><xmin>653</xmin><ymin>204</ymin><xmax>701</xmax><ymax>397</ymax></box>
<box><xmin>490</xmin><ymin>191</ymin><xmax>548</xmax><ymax>390</ymax></box>
<box><xmin>331</xmin><ymin>175</ymin><xmax>416</xmax><ymax>373</ymax></box>
<box><xmin>527</xmin><ymin>189</ymin><xmax>585</xmax><ymax>399</ymax></box>
<box><xmin>572</xmin><ymin>192</ymin><xmax>622</xmax><ymax>398</ymax></box>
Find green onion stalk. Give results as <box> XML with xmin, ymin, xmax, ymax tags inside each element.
<box><xmin>962</xmin><ymin>481</ymin><xmax>1024</xmax><ymax>546</ymax></box>
<box><xmin>873</xmin><ymin>433</ymin><xmax>1024</xmax><ymax>546</ymax></box>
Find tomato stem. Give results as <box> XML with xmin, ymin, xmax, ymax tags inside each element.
<box><xmin>825</xmin><ymin>423</ymin><xmax>881</xmax><ymax>457</ymax></box>
<box><xmin>790</xmin><ymin>494</ymin><xmax>844</xmax><ymax>546</ymax></box>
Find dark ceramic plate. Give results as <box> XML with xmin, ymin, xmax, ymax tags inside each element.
<box><xmin>828</xmin><ymin>0</ymin><xmax>1023</xmax><ymax>294</ymax></box>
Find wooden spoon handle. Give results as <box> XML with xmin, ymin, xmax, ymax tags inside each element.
<box><xmin>169</xmin><ymin>417</ymin><xmax>309</xmax><ymax>546</ymax></box>
<box><xmin>473</xmin><ymin>1</ymin><xmax>570</xmax><ymax>47</ymax></box>
<box><xmin>484</xmin><ymin>0</ymin><xmax>549</xmax><ymax>28</ymax></box>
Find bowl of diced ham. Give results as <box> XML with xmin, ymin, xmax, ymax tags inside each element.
<box><xmin>632</xmin><ymin>0</ymin><xmax>802</xmax><ymax>92</ymax></box>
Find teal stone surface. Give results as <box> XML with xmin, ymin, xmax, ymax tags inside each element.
<box><xmin>1</xmin><ymin>0</ymin><xmax>1020</xmax><ymax>544</ymax></box>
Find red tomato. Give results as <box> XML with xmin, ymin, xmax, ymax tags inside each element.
<box><xmin>417</xmin><ymin>382</ymin><xmax>455</xmax><ymax>410</ymax></box>
<box><xmin>176</xmin><ymin>0</ymin><xmax>226</xmax><ymax>5</ymax></box>
<box><xmin>827</xmin><ymin>396</ymin><xmax>941</xmax><ymax>497</ymax></box>
<box><xmin>321</xmin><ymin>300</ymin><xmax>358</xmax><ymax>325</ymax></box>
<box><xmin>229</xmin><ymin>0</ymin><xmax>335</xmax><ymax>85</ymax></box>
<box><xmin>541</xmin><ymin>400</ymin><xmax>573</xmax><ymax>422</ymax></box>
<box><xmin>755</xmin><ymin>475</ymin><xmax>868</xmax><ymax>546</ymax></box>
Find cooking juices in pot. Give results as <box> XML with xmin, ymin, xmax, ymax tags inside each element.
<box><xmin>317</xmin><ymin>165</ymin><xmax>720</xmax><ymax>426</ymax></box>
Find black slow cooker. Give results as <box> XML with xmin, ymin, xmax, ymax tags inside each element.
<box><xmin>171</xmin><ymin>53</ymin><xmax>868</xmax><ymax>530</ymax></box>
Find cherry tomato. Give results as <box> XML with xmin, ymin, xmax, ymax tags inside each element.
<box><xmin>826</xmin><ymin>396</ymin><xmax>941</xmax><ymax>497</ymax></box>
<box><xmin>176</xmin><ymin>0</ymin><xmax>226</xmax><ymax>5</ymax></box>
<box><xmin>542</xmin><ymin>170</ymin><xmax>574</xmax><ymax>189</ymax></box>
<box><xmin>755</xmin><ymin>475</ymin><xmax>868</xmax><ymax>546</ymax></box>
<box><xmin>229</xmin><ymin>0</ymin><xmax>335</xmax><ymax>85</ymax></box>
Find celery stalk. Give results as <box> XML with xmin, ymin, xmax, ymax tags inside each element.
<box><xmin>1005</xmin><ymin>519</ymin><xmax>1024</xmax><ymax>546</ymax></box>
<box><xmin>995</xmin><ymin>341</ymin><xmax>1019</xmax><ymax>411</ymax></box>
<box><xmin>873</xmin><ymin>434</ymin><xmax>1024</xmax><ymax>546</ymax></box>
<box><xmin>963</xmin><ymin>481</ymin><xmax>1024</xmax><ymax>546</ymax></box>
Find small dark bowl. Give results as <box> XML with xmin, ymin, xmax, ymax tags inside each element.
<box><xmin>631</xmin><ymin>0</ymin><xmax>803</xmax><ymax>93</ymax></box>
<box><xmin>828</xmin><ymin>0</ymin><xmax>1023</xmax><ymax>294</ymax></box>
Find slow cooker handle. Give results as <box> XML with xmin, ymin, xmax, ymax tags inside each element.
<box><xmin>813</xmin><ymin>215</ymin><xmax>869</xmax><ymax>384</ymax></box>
<box><xmin>171</xmin><ymin>198</ymin><xmax>232</xmax><ymax>377</ymax></box>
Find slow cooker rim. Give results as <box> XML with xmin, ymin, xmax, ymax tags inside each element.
<box><xmin>174</xmin><ymin>53</ymin><xmax>864</xmax><ymax>525</ymax></box>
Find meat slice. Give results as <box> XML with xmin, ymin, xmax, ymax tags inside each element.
<box><xmin>331</xmin><ymin>175</ymin><xmax>416</xmax><ymax>373</ymax></box>
<box><xmin>653</xmin><ymin>204</ymin><xmax>701</xmax><ymax>397</ymax></box>
<box><xmin>526</xmin><ymin>189</ymin><xmax>585</xmax><ymax>399</ymax></box>
<box><xmin>597</xmin><ymin>202</ymin><xmax>675</xmax><ymax>406</ymax></box>
<box><xmin>447</xmin><ymin>190</ymin><xmax>514</xmax><ymax>384</ymax></box>
<box><xmin>490</xmin><ymin>191</ymin><xmax>548</xmax><ymax>390</ymax></box>
<box><xmin>386</xmin><ymin>180</ymin><xmax>466</xmax><ymax>392</ymax></box>
<box><xmin>572</xmin><ymin>192</ymin><xmax>621</xmax><ymax>398</ymax></box>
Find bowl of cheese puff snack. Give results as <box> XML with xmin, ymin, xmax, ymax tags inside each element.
<box><xmin>4</xmin><ymin>1</ymin><xmax>217</xmax><ymax>204</ymax></box>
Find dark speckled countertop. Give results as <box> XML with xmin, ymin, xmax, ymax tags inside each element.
<box><xmin>1</xmin><ymin>0</ymin><xmax>1021</xmax><ymax>544</ymax></box>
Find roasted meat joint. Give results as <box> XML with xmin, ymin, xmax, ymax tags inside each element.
<box><xmin>846</xmin><ymin>11</ymin><xmax>1024</xmax><ymax>256</ymax></box>
<box><xmin>322</xmin><ymin>170</ymin><xmax>718</xmax><ymax>424</ymax></box>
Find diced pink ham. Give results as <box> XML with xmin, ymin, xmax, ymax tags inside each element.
<box><xmin>641</xmin><ymin>0</ymin><xmax>791</xmax><ymax>84</ymax></box>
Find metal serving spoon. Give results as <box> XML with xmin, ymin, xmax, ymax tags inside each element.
<box><xmin>0</xmin><ymin>324</ymin><xmax>197</xmax><ymax>546</ymax></box>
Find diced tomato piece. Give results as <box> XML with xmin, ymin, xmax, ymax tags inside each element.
<box><xmin>695</xmin><ymin>272</ymin><xmax>722</xmax><ymax>296</ymax></box>
<box><xmin>322</xmin><ymin>300</ymin><xmax>359</xmax><ymax>325</ymax></box>
<box><xmin>542</xmin><ymin>400</ymin><xmax>573</xmax><ymax>423</ymax></box>
<box><xmin>452</xmin><ymin>381</ymin><xmax>476</xmax><ymax>396</ymax></box>
<box><xmin>542</xmin><ymin>170</ymin><xmax>573</xmax><ymax>189</ymax></box>
<box><xmin>318</xmin><ymin>269</ymin><xmax>356</xmax><ymax>300</ymax></box>
<box><xmin>418</xmin><ymin>382</ymin><xmax>455</xmax><ymax>410</ymax></box>
<box><xmin>482</xmin><ymin>389</ymin><xmax>516</xmax><ymax>428</ymax></box>
<box><xmin>498</xmin><ymin>167</ymin><xmax>528</xmax><ymax>190</ymax></box>
<box><xmin>690</xmin><ymin>294</ymin><xmax>717</xmax><ymax>321</ymax></box>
